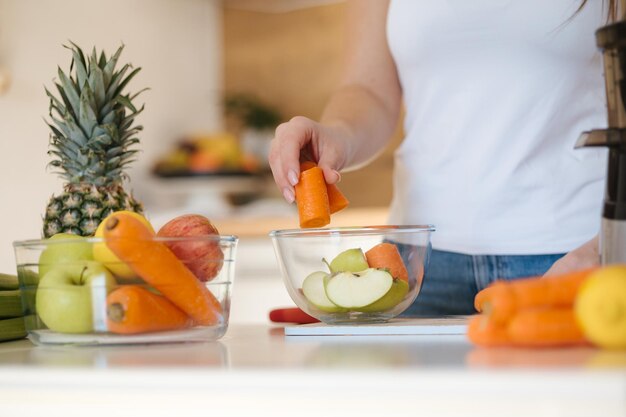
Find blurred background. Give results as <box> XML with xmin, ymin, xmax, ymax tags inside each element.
<box><xmin>0</xmin><ymin>0</ymin><xmax>401</xmax><ymax>322</ymax></box>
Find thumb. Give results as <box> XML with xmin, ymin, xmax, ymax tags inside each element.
<box><xmin>317</xmin><ymin>153</ymin><xmax>343</xmax><ymax>185</ymax></box>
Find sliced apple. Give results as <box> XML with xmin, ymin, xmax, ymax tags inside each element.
<box><xmin>356</xmin><ymin>278</ymin><xmax>409</xmax><ymax>313</ymax></box>
<box><xmin>302</xmin><ymin>271</ymin><xmax>345</xmax><ymax>312</ymax></box>
<box><xmin>325</xmin><ymin>248</ymin><xmax>369</xmax><ymax>273</ymax></box>
<box><xmin>324</xmin><ymin>268</ymin><xmax>393</xmax><ymax>309</ymax></box>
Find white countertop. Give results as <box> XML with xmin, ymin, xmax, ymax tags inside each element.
<box><xmin>0</xmin><ymin>324</ymin><xmax>625</xmax><ymax>417</ymax></box>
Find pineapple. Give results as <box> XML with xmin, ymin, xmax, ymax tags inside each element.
<box><xmin>43</xmin><ymin>42</ymin><xmax>146</xmax><ymax>237</ymax></box>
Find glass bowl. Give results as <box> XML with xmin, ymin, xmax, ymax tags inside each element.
<box><xmin>13</xmin><ymin>235</ymin><xmax>237</xmax><ymax>346</ymax></box>
<box><xmin>269</xmin><ymin>225</ymin><xmax>434</xmax><ymax>324</ymax></box>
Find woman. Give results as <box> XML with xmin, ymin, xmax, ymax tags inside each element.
<box><xmin>268</xmin><ymin>0</ymin><xmax>617</xmax><ymax>315</ymax></box>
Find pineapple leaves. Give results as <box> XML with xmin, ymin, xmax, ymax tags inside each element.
<box><xmin>78</xmin><ymin>87</ymin><xmax>98</xmax><ymax>136</ymax></box>
<box><xmin>67</xmin><ymin>45</ymin><xmax>88</xmax><ymax>91</ymax></box>
<box><xmin>114</xmin><ymin>95</ymin><xmax>137</xmax><ymax>113</ymax></box>
<box><xmin>88</xmin><ymin>61</ymin><xmax>106</xmax><ymax>110</ymax></box>
<box><xmin>103</xmin><ymin>44</ymin><xmax>124</xmax><ymax>88</ymax></box>
<box><xmin>44</xmin><ymin>41</ymin><xmax>145</xmax><ymax>186</ymax></box>
<box><xmin>111</xmin><ymin>67</ymin><xmax>141</xmax><ymax>102</ymax></box>
<box><xmin>57</xmin><ymin>68</ymin><xmax>81</xmax><ymax>119</ymax></box>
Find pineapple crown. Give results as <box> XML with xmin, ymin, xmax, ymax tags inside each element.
<box><xmin>45</xmin><ymin>42</ymin><xmax>147</xmax><ymax>187</ymax></box>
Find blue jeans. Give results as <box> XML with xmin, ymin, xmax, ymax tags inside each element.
<box><xmin>401</xmin><ymin>248</ymin><xmax>566</xmax><ymax>317</ymax></box>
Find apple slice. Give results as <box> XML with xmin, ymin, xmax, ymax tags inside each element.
<box><xmin>324</xmin><ymin>268</ymin><xmax>393</xmax><ymax>309</ymax></box>
<box><xmin>356</xmin><ymin>278</ymin><xmax>409</xmax><ymax>312</ymax></box>
<box><xmin>325</xmin><ymin>248</ymin><xmax>369</xmax><ymax>273</ymax></box>
<box><xmin>302</xmin><ymin>271</ymin><xmax>345</xmax><ymax>313</ymax></box>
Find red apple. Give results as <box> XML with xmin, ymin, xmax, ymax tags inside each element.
<box><xmin>157</xmin><ymin>214</ymin><xmax>224</xmax><ymax>282</ymax></box>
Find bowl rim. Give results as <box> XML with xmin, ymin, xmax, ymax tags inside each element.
<box><xmin>268</xmin><ymin>224</ymin><xmax>435</xmax><ymax>238</ymax></box>
<box><xmin>13</xmin><ymin>234</ymin><xmax>239</xmax><ymax>248</ymax></box>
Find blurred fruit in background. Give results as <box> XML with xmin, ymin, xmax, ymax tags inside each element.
<box><xmin>153</xmin><ymin>132</ymin><xmax>261</xmax><ymax>177</ymax></box>
<box><xmin>224</xmin><ymin>93</ymin><xmax>283</xmax><ymax>169</ymax></box>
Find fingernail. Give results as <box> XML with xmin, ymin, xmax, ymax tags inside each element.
<box><xmin>283</xmin><ymin>187</ymin><xmax>295</xmax><ymax>204</ymax></box>
<box><xmin>287</xmin><ymin>170</ymin><xmax>299</xmax><ymax>186</ymax></box>
<box><xmin>333</xmin><ymin>170</ymin><xmax>342</xmax><ymax>183</ymax></box>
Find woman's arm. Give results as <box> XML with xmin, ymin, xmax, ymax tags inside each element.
<box><xmin>321</xmin><ymin>0</ymin><xmax>402</xmax><ymax>169</ymax></box>
<box><xmin>269</xmin><ymin>0</ymin><xmax>402</xmax><ymax>202</ymax></box>
<box><xmin>544</xmin><ymin>235</ymin><xmax>600</xmax><ymax>276</ymax></box>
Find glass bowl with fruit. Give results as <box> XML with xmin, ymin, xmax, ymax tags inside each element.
<box><xmin>269</xmin><ymin>225</ymin><xmax>434</xmax><ymax>324</ymax></box>
<box><xmin>13</xmin><ymin>212</ymin><xmax>237</xmax><ymax>346</ymax></box>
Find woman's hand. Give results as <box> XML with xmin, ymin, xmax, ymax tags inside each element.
<box><xmin>268</xmin><ymin>0</ymin><xmax>402</xmax><ymax>204</ymax></box>
<box><xmin>544</xmin><ymin>235</ymin><xmax>600</xmax><ymax>276</ymax></box>
<box><xmin>268</xmin><ymin>117</ymin><xmax>352</xmax><ymax>203</ymax></box>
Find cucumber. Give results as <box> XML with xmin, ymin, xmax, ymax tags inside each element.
<box><xmin>0</xmin><ymin>273</ymin><xmax>18</xmax><ymax>291</ymax></box>
<box><xmin>0</xmin><ymin>290</ymin><xmax>23</xmax><ymax>319</ymax></box>
<box><xmin>0</xmin><ymin>317</ymin><xmax>26</xmax><ymax>342</ymax></box>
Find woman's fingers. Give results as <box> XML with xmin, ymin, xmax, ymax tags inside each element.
<box><xmin>270</xmin><ymin>117</ymin><xmax>315</xmax><ymax>202</ymax></box>
<box><xmin>269</xmin><ymin>116</ymin><xmax>349</xmax><ymax>202</ymax></box>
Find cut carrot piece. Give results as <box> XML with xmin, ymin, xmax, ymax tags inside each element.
<box><xmin>103</xmin><ymin>213</ymin><xmax>223</xmax><ymax>326</ymax></box>
<box><xmin>507</xmin><ymin>308</ymin><xmax>587</xmax><ymax>347</ymax></box>
<box><xmin>300</xmin><ymin>160</ymin><xmax>317</xmax><ymax>171</ymax></box>
<box><xmin>327</xmin><ymin>184</ymin><xmax>349</xmax><ymax>214</ymax></box>
<box><xmin>300</xmin><ymin>161</ymin><xmax>349</xmax><ymax>215</ymax></box>
<box><xmin>295</xmin><ymin>166</ymin><xmax>331</xmax><ymax>228</ymax></box>
<box><xmin>475</xmin><ymin>268</ymin><xmax>596</xmax><ymax>325</ymax></box>
<box><xmin>467</xmin><ymin>315</ymin><xmax>510</xmax><ymax>347</ymax></box>
<box><xmin>107</xmin><ymin>285</ymin><xmax>194</xmax><ymax>334</ymax></box>
<box><xmin>365</xmin><ymin>242</ymin><xmax>409</xmax><ymax>282</ymax></box>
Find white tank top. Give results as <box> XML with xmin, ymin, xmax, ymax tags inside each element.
<box><xmin>386</xmin><ymin>0</ymin><xmax>608</xmax><ymax>254</ymax></box>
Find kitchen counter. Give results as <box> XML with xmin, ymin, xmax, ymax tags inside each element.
<box><xmin>0</xmin><ymin>324</ymin><xmax>625</xmax><ymax>417</ymax></box>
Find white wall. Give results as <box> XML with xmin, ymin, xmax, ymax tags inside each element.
<box><xmin>0</xmin><ymin>0</ymin><xmax>223</xmax><ymax>273</ymax></box>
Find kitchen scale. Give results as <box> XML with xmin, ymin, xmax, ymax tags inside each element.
<box><xmin>284</xmin><ymin>316</ymin><xmax>469</xmax><ymax>337</ymax></box>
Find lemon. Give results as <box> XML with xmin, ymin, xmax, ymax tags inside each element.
<box><xmin>92</xmin><ymin>211</ymin><xmax>155</xmax><ymax>280</ymax></box>
<box><xmin>575</xmin><ymin>265</ymin><xmax>626</xmax><ymax>349</ymax></box>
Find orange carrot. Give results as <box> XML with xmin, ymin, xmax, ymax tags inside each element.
<box><xmin>467</xmin><ymin>314</ymin><xmax>511</xmax><ymax>347</ymax></box>
<box><xmin>107</xmin><ymin>285</ymin><xmax>194</xmax><ymax>334</ymax></box>
<box><xmin>300</xmin><ymin>161</ymin><xmax>349</xmax><ymax>214</ymax></box>
<box><xmin>475</xmin><ymin>268</ymin><xmax>596</xmax><ymax>325</ymax></box>
<box><xmin>327</xmin><ymin>184</ymin><xmax>349</xmax><ymax>214</ymax></box>
<box><xmin>103</xmin><ymin>213</ymin><xmax>223</xmax><ymax>326</ymax></box>
<box><xmin>295</xmin><ymin>166</ymin><xmax>331</xmax><ymax>228</ymax></box>
<box><xmin>507</xmin><ymin>308</ymin><xmax>587</xmax><ymax>347</ymax></box>
<box><xmin>365</xmin><ymin>243</ymin><xmax>409</xmax><ymax>282</ymax></box>
<box><xmin>300</xmin><ymin>160</ymin><xmax>317</xmax><ymax>171</ymax></box>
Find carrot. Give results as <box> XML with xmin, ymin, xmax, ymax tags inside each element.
<box><xmin>507</xmin><ymin>308</ymin><xmax>587</xmax><ymax>347</ymax></box>
<box><xmin>300</xmin><ymin>160</ymin><xmax>317</xmax><ymax>171</ymax></box>
<box><xmin>107</xmin><ymin>285</ymin><xmax>194</xmax><ymax>334</ymax></box>
<box><xmin>327</xmin><ymin>183</ymin><xmax>350</xmax><ymax>214</ymax></box>
<box><xmin>467</xmin><ymin>315</ymin><xmax>511</xmax><ymax>347</ymax></box>
<box><xmin>300</xmin><ymin>161</ymin><xmax>349</xmax><ymax>214</ymax></box>
<box><xmin>365</xmin><ymin>243</ymin><xmax>409</xmax><ymax>282</ymax></box>
<box><xmin>103</xmin><ymin>213</ymin><xmax>223</xmax><ymax>326</ymax></box>
<box><xmin>295</xmin><ymin>166</ymin><xmax>331</xmax><ymax>228</ymax></box>
<box><xmin>475</xmin><ymin>268</ymin><xmax>596</xmax><ymax>325</ymax></box>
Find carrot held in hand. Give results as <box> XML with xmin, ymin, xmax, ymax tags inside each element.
<box><xmin>295</xmin><ymin>166</ymin><xmax>331</xmax><ymax>228</ymax></box>
<box><xmin>107</xmin><ymin>285</ymin><xmax>194</xmax><ymax>334</ymax></box>
<box><xmin>300</xmin><ymin>161</ymin><xmax>349</xmax><ymax>214</ymax></box>
<box><xmin>103</xmin><ymin>213</ymin><xmax>223</xmax><ymax>326</ymax></box>
<box><xmin>474</xmin><ymin>268</ymin><xmax>596</xmax><ymax>325</ymax></box>
<box><xmin>365</xmin><ymin>243</ymin><xmax>409</xmax><ymax>282</ymax></box>
<box><xmin>507</xmin><ymin>308</ymin><xmax>587</xmax><ymax>347</ymax></box>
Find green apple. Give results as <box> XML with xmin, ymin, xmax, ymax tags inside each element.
<box><xmin>38</xmin><ymin>233</ymin><xmax>94</xmax><ymax>278</ymax></box>
<box><xmin>324</xmin><ymin>268</ymin><xmax>393</xmax><ymax>309</ymax></box>
<box><xmin>302</xmin><ymin>271</ymin><xmax>345</xmax><ymax>313</ymax></box>
<box><xmin>356</xmin><ymin>278</ymin><xmax>409</xmax><ymax>312</ymax></box>
<box><xmin>36</xmin><ymin>261</ymin><xmax>117</xmax><ymax>334</ymax></box>
<box><xmin>325</xmin><ymin>248</ymin><xmax>369</xmax><ymax>273</ymax></box>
